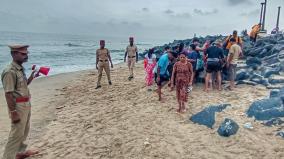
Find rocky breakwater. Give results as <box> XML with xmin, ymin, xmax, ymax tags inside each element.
<box><xmin>139</xmin><ymin>33</ymin><xmax>284</xmax><ymax>88</ymax></box>
<box><xmin>237</xmin><ymin>33</ymin><xmax>284</xmax><ymax>89</ymax></box>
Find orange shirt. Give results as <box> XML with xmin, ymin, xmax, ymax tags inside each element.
<box><xmin>224</xmin><ymin>35</ymin><xmax>243</xmax><ymax>50</ymax></box>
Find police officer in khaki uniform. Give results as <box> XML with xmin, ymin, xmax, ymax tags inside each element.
<box><xmin>1</xmin><ymin>45</ymin><xmax>38</xmax><ymax>159</ymax></box>
<box><xmin>124</xmin><ymin>37</ymin><xmax>138</xmax><ymax>80</ymax></box>
<box><xmin>96</xmin><ymin>40</ymin><xmax>113</xmax><ymax>89</ymax></box>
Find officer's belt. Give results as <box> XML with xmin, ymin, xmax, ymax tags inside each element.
<box><xmin>99</xmin><ymin>60</ymin><xmax>108</xmax><ymax>62</ymax></box>
<box><xmin>15</xmin><ymin>97</ymin><xmax>30</xmax><ymax>103</ymax></box>
<box><xmin>128</xmin><ymin>56</ymin><xmax>136</xmax><ymax>58</ymax></box>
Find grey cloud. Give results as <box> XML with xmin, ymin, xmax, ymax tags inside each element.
<box><xmin>239</xmin><ymin>9</ymin><xmax>260</xmax><ymax>17</ymax></box>
<box><xmin>164</xmin><ymin>10</ymin><xmax>191</xmax><ymax>19</ymax></box>
<box><xmin>175</xmin><ymin>12</ymin><xmax>192</xmax><ymax>18</ymax></box>
<box><xmin>164</xmin><ymin>9</ymin><xmax>174</xmax><ymax>14</ymax></box>
<box><xmin>227</xmin><ymin>0</ymin><xmax>252</xmax><ymax>5</ymax></box>
<box><xmin>193</xmin><ymin>9</ymin><xmax>218</xmax><ymax>16</ymax></box>
<box><xmin>142</xmin><ymin>7</ymin><xmax>149</xmax><ymax>12</ymax></box>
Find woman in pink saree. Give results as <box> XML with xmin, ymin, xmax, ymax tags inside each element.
<box><xmin>144</xmin><ymin>48</ymin><xmax>156</xmax><ymax>90</ymax></box>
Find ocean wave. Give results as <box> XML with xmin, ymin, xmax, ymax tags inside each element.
<box><xmin>64</xmin><ymin>43</ymin><xmax>92</xmax><ymax>47</ymax></box>
<box><xmin>136</xmin><ymin>43</ymin><xmax>152</xmax><ymax>46</ymax></box>
<box><xmin>109</xmin><ymin>49</ymin><xmax>125</xmax><ymax>53</ymax></box>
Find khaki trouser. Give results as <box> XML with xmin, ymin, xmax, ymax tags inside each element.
<box><xmin>97</xmin><ymin>61</ymin><xmax>111</xmax><ymax>86</ymax></box>
<box><xmin>127</xmin><ymin>57</ymin><xmax>136</xmax><ymax>77</ymax></box>
<box><xmin>3</xmin><ymin>105</ymin><xmax>31</xmax><ymax>159</ymax></box>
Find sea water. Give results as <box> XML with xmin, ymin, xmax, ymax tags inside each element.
<box><xmin>0</xmin><ymin>31</ymin><xmax>160</xmax><ymax>87</ymax></box>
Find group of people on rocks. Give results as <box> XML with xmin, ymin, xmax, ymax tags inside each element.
<box><xmin>143</xmin><ymin>30</ymin><xmax>243</xmax><ymax>113</ymax></box>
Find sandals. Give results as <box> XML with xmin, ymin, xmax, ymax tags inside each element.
<box><xmin>128</xmin><ymin>76</ymin><xmax>134</xmax><ymax>81</ymax></box>
<box><xmin>95</xmin><ymin>85</ymin><xmax>101</xmax><ymax>89</ymax></box>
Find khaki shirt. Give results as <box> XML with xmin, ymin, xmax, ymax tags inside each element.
<box><xmin>1</xmin><ymin>61</ymin><xmax>31</xmax><ymax>106</ymax></box>
<box><xmin>96</xmin><ymin>48</ymin><xmax>110</xmax><ymax>61</ymax></box>
<box><xmin>229</xmin><ymin>44</ymin><xmax>242</xmax><ymax>64</ymax></box>
<box><xmin>126</xmin><ymin>45</ymin><xmax>138</xmax><ymax>57</ymax></box>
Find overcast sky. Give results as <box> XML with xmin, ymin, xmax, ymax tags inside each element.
<box><xmin>0</xmin><ymin>0</ymin><xmax>283</xmax><ymax>41</ymax></box>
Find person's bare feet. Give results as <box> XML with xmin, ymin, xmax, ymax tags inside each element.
<box><xmin>16</xmin><ymin>150</ymin><xmax>39</xmax><ymax>159</ymax></box>
<box><xmin>158</xmin><ymin>97</ymin><xmax>166</xmax><ymax>102</ymax></box>
<box><xmin>176</xmin><ymin>108</ymin><xmax>181</xmax><ymax>113</ymax></box>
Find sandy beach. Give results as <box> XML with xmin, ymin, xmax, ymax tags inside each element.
<box><xmin>1</xmin><ymin>62</ymin><xmax>284</xmax><ymax>159</ymax></box>
<box><xmin>0</xmin><ymin>70</ymin><xmax>87</xmax><ymax>157</ymax></box>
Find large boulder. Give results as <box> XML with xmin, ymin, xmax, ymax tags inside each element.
<box><xmin>270</xmin><ymin>89</ymin><xmax>280</xmax><ymax>98</ymax></box>
<box><xmin>269</xmin><ymin>75</ymin><xmax>284</xmax><ymax>85</ymax></box>
<box><xmin>235</xmin><ymin>69</ymin><xmax>250</xmax><ymax>81</ymax></box>
<box><xmin>262</xmin><ymin>118</ymin><xmax>284</xmax><ymax>127</ymax></box>
<box><xmin>248</xmin><ymin>48</ymin><xmax>264</xmax><ymax>56</ymax></box>
<box><xmin>236</xmin><ymin>80</ymin><xmax>258</xmax><ymax>86</ymax></box>
<box><xmin>278</xmin><ymin>50</ymin><xmax>284</xmax><ymax>71</ymax></box>
<box><xmin>189</xmin><ymin>104</ymin><xmax>231</xmax><ymax>128</ymax></box>
<box><xmin>246</xmin><ymin>57</ymin><xmax>262</xmax><ymax>66</ymax></box>
<box><xmin>262</xmin><ymin>67</ymin><xmax>281</xmax><ymax>78</ymax></box>
<box><xmin>247</xmin><ymin>97</ymin><xmax>284</xmax><ymax>120</ymax></box>
<box><xmin>276</xmin><ymin>131</ymin><xmax>284</xmax><ymax>138</ymax></box>
<box><xmin>271</xmin><ymin>44</ymin><xmax>284</xmax><ymax>54</ymax></box>
<box><xmin>217</xmin><ymin>118</ymin><xmax>239</xmax><ymax>137</ymax></box>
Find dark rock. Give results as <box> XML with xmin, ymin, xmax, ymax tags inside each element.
<box><xmin>250</xmin><ymin>73</ymin><xmax>264</xmax><ymax>79</ymax></box>
<box><xmin>262</xmin><ymin>67</ymin><xmax>280</xmax><ymax>78</ymax></box>
<box><xmin>266</xmin><ymin>85</ymin><xmax>284</xmax><ymax>89</ymax></box>
<box><xmin>260</xmin><ymin>79</ymin><xmax>270</xmax><ymax>86</ymax></box>
<box><xmin>190</xmin><ymin>104</ymin><xmax>231</xmax><ymax>128</ymax></box>
<box><xmin>217</xmin><ymin>118</ymin><xmax>239</xmax><ymax>137</ymax></box>
<box><xmin>235</xmin><ymin>69</ymin><xmax>250</xmax><ymax>81</ymax></box>
<box><xmin>258</xmin><ymin>48</ymin><xmax>269</xmax><ymax>58</ymax></box>
<box><xmin>262</xmin><ymin>118</ymin><xmax>284</xmax><ymax>126</ymax></box>
<box><xmin>271</xmin><ymin>44</ymin><xmax>284</xmax><ymax>54</ymax></box>
<box><xmin>236</xmin><ymin>80</ymin><xmax>258</xmax><ymax>86</ymax></box>
<box><xmin>247</xmin><ymin>97</ymin><xmax>284</xmax><ymax>120</ymax></box>
<box><xmin>248</xmin><ymin>48</ymin><xmax>264</xmax><ymax>56</ymax></box>
<box><xmin>269</xmin><ymin>75</ymin><xmax>284</xmax><ymax>84</ymax></box>
<box><xmin>278</xmin><ymin>40</ymin><xmax>284</xmax><ymax>44</ymax></box>
<box><xmin>276</xmin><ymin>131</ymin><xmax>284</xmax><ymax>138</ymax></box>
<box><xmin>278</xmin><ymin>50</ymin><xmax>284</xmax><ymax>71</ymax></box>
<box><xmin>270</xmin><ymin>89</ymin><xmax>280</xmax><ymax>98</ymax></box>
<box><xmin>262</xmin><ymin>54</ymin><xmax>279</xmax><ymax>66</ymax></box>
<box><xmin>246</xmin><ymin>57</ymin><xmax>262</xmax><ymax>66</ymax></box>
<box><xmin>264</xmin><ymin>44</ymin><xmax>274</xmax><ymax>51</ymax></box>
<box><xmin>254</xmin><ymin>40</ymin><xmax>265</xmax><ymax>47</ymax></box>
<box><xmin>250</xmin><ymin>78</ymin><xmax>262</xmax><ymax>84</ymax></box>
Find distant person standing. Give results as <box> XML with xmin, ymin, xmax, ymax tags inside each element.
<box><xmin>171</xmin><ymin>52</ymin><xmax>193</xmax><ymax>113</ymax></box>
<box><xmin>124</xmin><ymin>37</ymin><xmax>138</xmax><ymax>81</ymax></box>
<box><xmin>144</xmin><ymin>48</ymin><xmax>157</xmax><ymax>91</ymax></box>
<box><xmin>187</xmin><ymin>44</ymin><xmax>199</xmax><ymax>85</ymax></box>
<box><xmin>223</xmin><ymin>30</ymin><xmax>243</xmax><ymax>58</ymax></box>
<box><xmin>96</xmin><ymin>40</ymin><xmax>113</xmax><ymax>89</ymax></box>
<box><xmin>204</xmin><ymin>40</ymin><xmax>225</xmax><ymax>92</ymax></box>
<box><xmin>155</xmin><ymin>51</ymin><xmax>175</xmax><ymax>101</ymax></box>
<box><xmin>249</xmin><ymin>23</ymin><xmax>261</xmax><ymax>42</ymax></box>
<box><xmin>227</xmin><ymin>38</ymin><xmax>242</xmax><ymax>90</ymax></box>
<box><xmin>2</xmin><ymin>45</ymin><xmax>38</xmax><ymax>159</ymax></box>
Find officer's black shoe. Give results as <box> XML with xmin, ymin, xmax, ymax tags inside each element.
<box><xmin>109</xmin><ymin>81</ymin><xmax>112</xmax><ymax>85</ymax></box>
<box><xmin>128</xmin><ymin>76</ymin><xmax>133</xmax><ymax>81</ymax></box>
<box><xmin>95</xmin><ymin>85</ymin><xmax>101</xmax><ymax>89</ymax></box>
